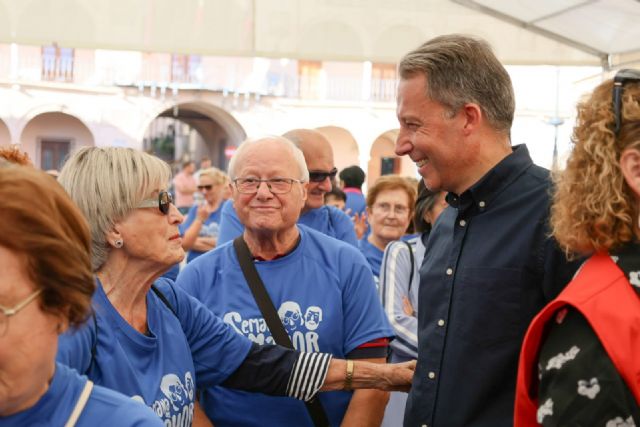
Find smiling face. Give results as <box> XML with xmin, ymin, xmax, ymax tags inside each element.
<box><xmin>112</xmin><ymin>193</ymin><xmax>185</xmax><ymax>271</ymax></box>
<box><xmin>0</xmin><ymin>247</ymin><xmax>59</xmax><ymax>417</ymax></box>
<box><xmin>232</xmin><ymin>140</ymin><xmax>307</xmax><ymax>235</ymax></box>
<box><xmin>367</xmin><ymin>188</ymin><xmax>412</xmax><ymax>249</ymax></box>
<box><xmin>395</xmin><ymin>73</ymin><xmax>471</xmax><ymax>193</ymax></box>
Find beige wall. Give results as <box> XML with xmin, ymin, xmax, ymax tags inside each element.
<box><xmin>20</xmin><ymin>112</ymin><xmax>94</xmax><ymax>168</ymax></box>
<box><xmin>367</xmin><ymin>129</ymin><xmax>416</xmax><ymax>187</ymax></box>
<box><xmin>315</xmin><ymin>125</ymin><xmax>359</xmax><ymax>172</ymax></box>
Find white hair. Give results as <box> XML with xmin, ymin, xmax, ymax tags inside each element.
<box><xmin>227</xmin><ymin>136</ymin><xmax>309</xmax><ymax>182</ymax></box>
<box><xmin>58</xmin><ymin>146</ymin><xmax>171</xmax><ymax>271</ymax></box>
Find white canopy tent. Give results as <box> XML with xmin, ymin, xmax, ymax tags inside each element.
<box><xmin>455</xmin><ymin>0</ymin><xmax>640</xmax><ymax>69</ymax></box>
<box><xmin>1</xmin><ymin>0</ymin><xmax>630</xmax><ymax>66</ymax></box>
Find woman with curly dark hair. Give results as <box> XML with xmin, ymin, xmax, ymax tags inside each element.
<box><xmin>515</xmin><ymin>70</ymin><xmax>640</xmax><ymax>426</ymax></box>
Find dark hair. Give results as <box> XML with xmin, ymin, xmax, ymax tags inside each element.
<box><xmin>0</xmin><ymin>165</ymin><xmax>94</xmax><ymax>327</ymax></box>
<box><xmin>414</xmin><ymin>180</ymin><xmax>444</xmax><ymax>233</ymax></box>
<box><xmin>399</xmin><ymin>34</ymin><xmax>515</xmax><ymax>135</ymax></box>
<box><xmin>339</xmin><ymin>165</ymin><xmax>365</xmax><ymax>189</ymax></box>
<box><xmin>325</xmin><ymin>187</ymin><xmax>347</xmax><ymax>203</ymax></box>
<box><xmin>182</xmin><ymin>160</ymin><xmax>195</xmax><ymax>169</ymax></box>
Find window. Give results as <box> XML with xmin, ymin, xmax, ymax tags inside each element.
<box><xmin>371</xmin><ymin>63</ymin><xmax>397</xmax><ymax>102</ymax></box>
<box><xmin>40</xmin><ymin>139</ymin><xmax>70</xmax><ymax>171</ymax></box>
<box><xmin>41</xmin><ymin>44</ymin><xmax>74</xmax><ymax>82</ymax></box>
<box><xmin>298</xmin><ymin>60</ymin><xmax>323</xmax><ymax>99</ymax></box>
<box><xmin>171</xmin><ymin>54</ymin><xmax>202</xmax><ymax>83</ymax></box>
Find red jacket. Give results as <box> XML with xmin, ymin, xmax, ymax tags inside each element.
<box><xmin>514</xmin><ymin>252</ymin><xmax>640</xmax><ymax>427</ymax></box>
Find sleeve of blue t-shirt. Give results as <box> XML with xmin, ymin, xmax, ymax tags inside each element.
<box><xmin>328</xmin><ymin>206</ymin><xmax>358</xmax><ymax>247</ymax></box>
<box><xmin>179</xmin><ymin>204</ymin><xmax>198</xmax><ymax>235</ymax></box>
<box><xmin>57</xmin><ymin>316</ymin><xmax>97</xmax><ymax>375</ymax></box>
<box><xmin>217</xmin><ymin>200</ymin><xmax>244</xmax><ymax>245</ymax></box>
<box><xmin>153</xmin><ymin>278</ymin><xmax>253</xmax><ymax>387</ymax></box>
<box><xmin>335</xmin><ymin>242</ymin><xmax>394</xmax><ymax>354</ymax></box>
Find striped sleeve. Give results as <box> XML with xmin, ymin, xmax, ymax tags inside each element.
<box><xmin>286</xmin><ymin>352</ymin><xmax>333</xmax><ymax>401</ymax></box>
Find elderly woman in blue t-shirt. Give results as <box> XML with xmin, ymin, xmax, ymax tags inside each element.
<box><xmin>0</xmin><ymin>163</ymin><xmax>162</xmax><ymax>427</ymax></box>
<box><xmin>55</xmin><ymin>146</ymin><xmax>415</xmax><ymax>426</ymax></box>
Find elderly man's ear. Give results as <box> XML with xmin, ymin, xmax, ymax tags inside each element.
<box><xmin>301</xmin><ymin>181</ymin><xmax>308</xmax><ymax>201</ymax></box>
<box><xmin>620</xmin><ymin>147</ymin><xmax>640</xmax><ymax>199</ymax></box>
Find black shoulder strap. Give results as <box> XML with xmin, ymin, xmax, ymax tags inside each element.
<box><xmin>151</xmin><ymin>284</ymin><xmax>178</xmax><ymax>317</ymax></box>
<box><xmin>233</xmin><ymin>237</ymin><xmax>330</xmax><ymax>427</ymax></box>
<box><xmin>87</xmin><ymin>284</ymin><xmax>177</xmax><ymax>375</ymax></box>
<box><xmin>404</xmin><ymin>240</ymin><xmax>415</xmax><ymax>293</ymax></box>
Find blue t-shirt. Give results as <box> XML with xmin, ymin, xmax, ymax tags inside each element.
<box><xmin>358</xmin><ymin>238</ymin><xmax>384</xmax><ymax>281</ymax></box>
<box><xmin>57</xmin><ymin>278</ymin><xmax>252</xmax><ymax>426</ymax></box>
<box><xmin>217</xmin><ymin>200</ymin><xmax>357</xmax><ymax>247</ymax></box>
<box><xmin>343</xmin><ymin>188</ymin><xmax>366</xmax><ymax>217</ymax></box>
<box><xmin>177</xmin><ymin>225</ymin><xmax>393</xmax><ymax>427</ymax></box>
<box><xmin>1</xmin><ymin>363</ymin><xmax>163</xmax><ymax>427</ymax></box>
<box><xmin>179</xmin><ymin>203</ymin><xmax>223</xmax><ymax>262</ymax></box>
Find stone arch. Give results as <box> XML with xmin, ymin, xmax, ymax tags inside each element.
<box><xmin>368</xmin><ymin>129</ymin><xmax>416</xmax><ymax>187</ymax></box>
<box><xmin>20</xmin><ymin>111</ymin><xmax>94</xmax><ymax>170</ymax></box>
<box><xmin>141</xmin><ymin>101</ymin><xmax>246</xmax><ymax>170</ymax></box>
<box><xmin>0</xmin><ymin>119</ymin><xmax>11</xmax><ymax>146</ymax></box>
<box><xmin>314</xmin><ymin>126</ymin><xmax>360</xmax><ymax>172</ymax></box>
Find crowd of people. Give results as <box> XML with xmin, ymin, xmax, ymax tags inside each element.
<box><xmin>1</xmin><ymin>33</ymin><xmax>639</xmax><ymax>427</ymax></box>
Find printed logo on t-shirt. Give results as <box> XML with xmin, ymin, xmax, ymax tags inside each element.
<box><xmin>132</xmin><ymin>372</ymin><xmax>195</xmax><ymax>427</ymax></box>
<box><xmin>223</xmin><ymin>301</ymin><xmax>324</xmax><ymax>352</ymax></box>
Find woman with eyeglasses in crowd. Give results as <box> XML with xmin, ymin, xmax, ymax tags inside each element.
<box><xmin>515</xmin><ymin>70</ymin><xmax>640</xmax><ymax>426</ymax></box>
<box><xmin>378</xmin><ymin>181</ymin><xmax>447</xmax><ymax>427</ymax></box>
<box><xmin>180</xmin><ymin>167</ymin><xmax>227</xmax><ymax>263</ymax></box>
<box><xmin>358</xmin><ymin>175</ymin><xmax>417</xmax><ymax>286</ymax></box>
<box><xmin>55</xmin><ymin>146</ymin><xmax>416</xmax><ymax>426</ymax></box>
<box><xmin>0</xmin><ymin>162</ymin><xmax>163</xmax><ymax>426</ymax></box>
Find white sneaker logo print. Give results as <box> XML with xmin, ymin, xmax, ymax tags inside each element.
<box><xmin>577</xmin><ymin>377</ymin><xmax>600</xmax><ymax>399</ymax></box>
<box><xmin>605</xmin><ymin>416</ymin><xmax>636</xmax><ymax>427</ymax></box>
<box><xmin>546</xmin><ymin>345</ymin><xmax>580</xmax><ymax>370</ymax></box>
<box><xmin>629</xmin><ymin>271</ymin><xmax>640</xmax><ymax>289</ymax></box>
<box><xmin>537</xmin><ymin>398</ymin><xmax>553</xmax><ymax>423</ymax></box>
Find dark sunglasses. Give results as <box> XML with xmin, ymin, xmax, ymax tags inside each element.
<box><xmin>197</xmin><ymin>185</ymin><xmax>213</xmax><ymax>191</ymax></box>
<box><xmin>308</xmin><ymin>167</ymin><xmax>338</xmax><ymax>183</ymax></box>
<box><xmin>136</xmin><ymin>190</ymin><xmax>174</xmax><ymax>215</ymax></box>
<box><xmin>613</xmin><ymin>69</ymin><xmax>640</xmax><ymax>135</ymax></box>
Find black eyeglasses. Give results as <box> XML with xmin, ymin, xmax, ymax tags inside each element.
<box><xmin>197</xmin><ymin>185</ymin><xmax>213</xmax><ymax>191</ymax></box>
<box><xmin>136</xmin><ymin>190</ymin><xmax>174</xmax><ymax>215</ymax></box>
<box><xmin>613</xmin><ymin>69</ymin><xmax>640</xmax><ymax>135</ymax></box>
<box><xmin>233</xmin><ymin>177</ymin><xmax>304</xmax><ymax>194</ymax></box>
<box><xmin>308</xmin><ymin>167</ymin><xmax>338</xmax><ymax>183</ymax></box>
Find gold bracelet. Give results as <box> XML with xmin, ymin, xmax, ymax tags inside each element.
<box><xmin>345</xmin><ymin>359</ymin><xmax>354</xmax><ymax>390</ymax></box>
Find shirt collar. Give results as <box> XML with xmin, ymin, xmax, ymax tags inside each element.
<box><xmin>446</xmin><ymin>144</ymin><xmax>533</xmax><ymax>213</ymax></box>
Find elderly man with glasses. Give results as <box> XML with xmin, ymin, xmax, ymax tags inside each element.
<box><xmin>178</xmin><ymin>136</ymin><xmax>394</xmax><ymax>426</ymax></box>
<box><xmin>216</xmin><ymin>129</ymin><xmax>358</xmax><ymax>247</ymax></box>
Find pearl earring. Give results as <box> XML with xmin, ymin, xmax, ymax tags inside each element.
<box><xmin>114</xmin><ymin>239</ymin><xmax>123</xmax><ymax>248</ymax></box>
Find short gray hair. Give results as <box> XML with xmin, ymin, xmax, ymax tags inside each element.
<box><xmin>399</xmin><ymin>34</ymin><xmax>515</xmax><ymax>135</ymax></box>
<box><xmin>58</xmin><ymin>146</ymin><xmax>171</xmax><ymax>271</ymax></box>
<box><xmin>227</xmin><ymin>136</ymin><xmax>309</xmax><ymax>181</ymax></box>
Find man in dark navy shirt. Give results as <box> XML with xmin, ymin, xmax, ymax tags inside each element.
<box><xmin>394</xmin><ymin>34</ymin><xmax>580</xmax><ymax>427</ymax></box>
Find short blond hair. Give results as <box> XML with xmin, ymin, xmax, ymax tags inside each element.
<box><xmin>59</xmin><ymin>147</ymin><xmax>171</xmax><ymax>271</ymax></box>
<box><xmin>551</xmin><ymin>78</ymin><xmax>640</xmax><ymax>257</ymax></box>
<box><xmin>198</xmin><ymin>167</ymin><xmax>227</xmax><ymax>185</ymax></box>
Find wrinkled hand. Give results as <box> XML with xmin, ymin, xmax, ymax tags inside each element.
<box><xmin>196</xmin><ymin>203</ymin><xmax>212</xmax><ymax>222</ymax></box>
<box><xmin>352</xmin><ymin>212</ymin><xmax>368</xmax><ymax>240</ymax></box>
<box><xmin>402</xmin><ymin>296</ymin><xmax>415</xmax><ymax>317</ymax></box>
<box><xmin>382</xmin><ymin>360</ymin><xmax>416</xmax><ymax>392</ymax></box>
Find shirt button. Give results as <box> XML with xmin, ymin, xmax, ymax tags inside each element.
<box><xmin>446</xmin><ymin>268</ymin><xmax>453</xmax><ymax>276</ymax></box>
<box><xmin>459</xmin><ymin>219</ymin><xmax>466</xmax><ymax>227</ymax></box>
<box><xmin>428</xmin><ymin>371</ymin><xmax>436</xmax><ymax>379</ymax></box>
<box><xmin>478</xmin><ymin>200</ymin><xmax>486</xmax><ymax>208</ymax></box>
<box><xmin>437</xmin><ymin>319</ymin><xmax>445</xmax><ymax>327</ymax></box>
